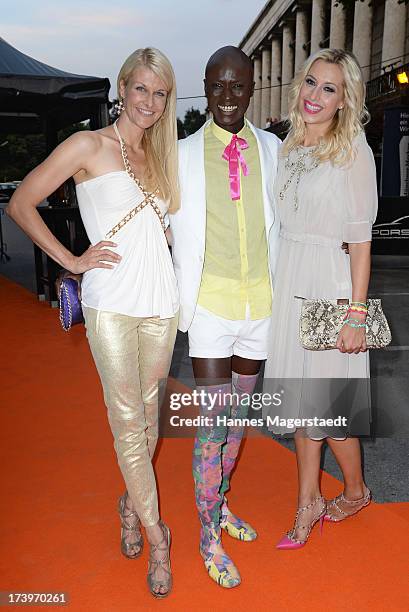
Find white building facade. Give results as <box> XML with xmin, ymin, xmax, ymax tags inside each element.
<box><xmin>240</xmin><ymin>0</ymin><xmax>409</xmax><ymax>127</ymax></box>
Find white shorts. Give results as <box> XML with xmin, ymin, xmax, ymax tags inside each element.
<box><xmin>188</xmin><ymin>304</ymin><xmax>271</xmax><ymax>360</ymax></box>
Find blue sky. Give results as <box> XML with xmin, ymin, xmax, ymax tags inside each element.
<box><xmin>2</xmin><ymin>0</ymin><xmax>267</xmax><ymax>119</ymax></box>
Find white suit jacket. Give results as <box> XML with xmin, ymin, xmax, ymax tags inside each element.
<box><xmin>170</xmin><ymin>119</ymin><xmax>281</xmax><ymax>332</ymax></box>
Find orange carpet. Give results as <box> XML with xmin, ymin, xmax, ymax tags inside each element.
<box><xmin>0</xmin><ymin>275</ymin><xmax>408</xmax><ymax>611</ymax></box>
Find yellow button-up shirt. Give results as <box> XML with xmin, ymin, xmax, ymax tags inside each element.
<box><xmin>197</xmin><ymin>120</ymin><xmax>272</xmax><ymax>320</ymax></box>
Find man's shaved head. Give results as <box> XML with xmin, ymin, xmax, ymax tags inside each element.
<box><xmin>204</xmin><ymin>46</ymin><xmax>254</xmax><ymax>133</ymax></box>
<box><xmin>205</xmin><ymin>46</ymin><xmax>253</xmax><ymax>80</ymax></box>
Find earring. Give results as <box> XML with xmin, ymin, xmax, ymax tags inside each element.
<box><xmin>115</xmin><ymin>98</ymin><xmax>125</xmax><ymax>115</ymax></box>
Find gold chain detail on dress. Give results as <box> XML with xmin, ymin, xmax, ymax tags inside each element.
<box><xmin>105</xmin><ymin>191</ymin><xmax>159</xmax><ymax>239</ymax></box>
<box><xmin>279</xmin><ymin>147</ymin><xmax>319</xmax><ymax>212</ymax></box>
<box><xmin>106</xmin><ymin>121</ymin><xmax>166</xmax><ymax>239</ymax></box>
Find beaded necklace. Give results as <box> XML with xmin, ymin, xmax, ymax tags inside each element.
<box><xmin>279</xmin><ymin>147</ymin><xmax>319</xmax><ymax>212</ymax></box>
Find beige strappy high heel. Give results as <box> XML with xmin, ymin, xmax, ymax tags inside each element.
<box><xmin>147</xmin><ymin>521</ymin><xmax>172</xmax><ymax>598</ymax></box>
<box><xmin>118</xmin><ymin>491</ymin><xmax>144</xmax><ymax>559</ymax></box>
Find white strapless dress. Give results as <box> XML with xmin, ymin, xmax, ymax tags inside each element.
<box><xmin>76</xmin><ymin>171</ymin><xmax>179</xmax><ymax>319</ymax></box>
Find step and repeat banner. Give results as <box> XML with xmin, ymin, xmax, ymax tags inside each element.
<box><xmin>373</xmin><ymin>107</ymin><xmax>409</xmax><ymax>255</ymax></box>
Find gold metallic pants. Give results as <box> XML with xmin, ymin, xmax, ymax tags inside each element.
<box><xmin>83</xmin><ymin>307</ymin><xmax>178</xmax><ymax>527</ymax></box>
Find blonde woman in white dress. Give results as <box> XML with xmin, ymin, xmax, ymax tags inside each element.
<box><xmin>7</xmin><ymin>48</ymin><xmax>179</xmax><ymax>597</ymax></box>
<box><xmin>264</xmin><ymin>49</ymin><xmax>377</xmax><ymax>549</ymax></box>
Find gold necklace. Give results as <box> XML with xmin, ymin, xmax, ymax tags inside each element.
<box><xmin>279</xmin><ymin>147</ymin><xmax>319</xmax><ymax>212</ymax></box>
<box><xmin>113</xmin><ymin>121</ymin><xmax>166</xmax><ymax>232</ymax></box>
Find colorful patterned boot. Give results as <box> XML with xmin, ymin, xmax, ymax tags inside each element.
<box><xmin>220</xmin><ymin>497</ymin><xmax>257</xmax><ymax>541</ymax></box>
<box><xmin>220</xmin><ymin>372</ymin><xmax>259</xmax><ymax>541</ymax></box>
<box><xmin>192</xmin><ymin>383</ymin><xmax>241</xmax><ymax>587</ymax></box>
<box><xmin>199</xmin><ymin>524</ymin><xmax>241</xmax><ymax>588</ymax></box>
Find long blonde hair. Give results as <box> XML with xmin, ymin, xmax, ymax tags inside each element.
<box><xmin>117</xmin><ymin>48</ymin><xmax>179</xmax><ymax>212</ymax></box>
<box><xmin>283</xmin><ymin>48</ymin><xmax>369</xmax><ymax>166</ymax></box>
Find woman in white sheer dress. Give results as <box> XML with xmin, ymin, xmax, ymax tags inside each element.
<box><xmin>264</xmin><ymin>49</ymin><xmax>377</xmax><ymax>549</ymax></box>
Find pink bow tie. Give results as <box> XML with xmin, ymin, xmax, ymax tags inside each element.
<box><xmin>222</xmin><ymin>134</ymin><xmax>249</xmax><ymax>201</ymax></box>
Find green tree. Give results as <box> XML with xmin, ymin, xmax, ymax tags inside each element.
<box><xmin>177</xmin><ymin>118</ymin><xmax>186</xmax><ymax>139</ymax></box>
<box><xmin>183</xmin><ymin>107</ymin><xmax>206</xmax><ymax>136</ymax></box>
<box><xmin>0</xmin><ymin>122</ymin><xmax>89</xmax><ymax>182</ymax></box>
<box><xmin>0</xmin><ymin>133</ymin><xmax>46</xmax><ymax>182</ymax></box>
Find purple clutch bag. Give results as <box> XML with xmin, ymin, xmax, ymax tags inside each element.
<box><xmin>59</xmin><ymin>277</ymin><xmax>84</xmax><ymax>331</ymax></box>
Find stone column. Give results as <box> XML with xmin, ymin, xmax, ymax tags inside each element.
<box><xmin>382</xmin><ymin>0</ymin><xmax>407</xmax><ymax>68</ymax></box>
<box><xmin>253</xmin><ymin>56</ymin><xmax>262</xmax><ymax>127</ymax></box>
<box><xmin>295</xmin><ymin>8</ymin><xmax>309</xmax><ymax>72</ymax></box>
<box><xmin>247</xmin><ymin>91</ymin><xmax>254</xmax><ymax>124</ymax></box>
<box><xmin>353</xmin><ymin>0</ymin><xmax>373</xmax><ymax>82</ymax></box>
<box><xmin>281</xmin><ymin>22</ymin><xmax>294</xmax><ymax>117</ymax></box>
<box><xmin>329</xmin><ymin>1</ymin><xmax>346</xmax><ymax>49</ymax></box>
<box><xmin>310</xmin><ymin>0</ymin><xmax>326</xmax><ymax>55</ymax></box>
<box><xmin>270</xmin><ymin>36</ymin><xmax>282</xmax><ymax>122</ymax></box>
<box><xmin>261</xmin><ymin>46</ymin><xmax>272</xmax><ymax>128</ymax></box>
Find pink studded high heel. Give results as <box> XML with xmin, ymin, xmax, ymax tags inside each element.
<box><xmin>324</xmin><ymin>486</ymin><xmax>371</xmax><ymax>523</ymax></box>
<box><xmin>276</xmin><ymin>496</ymin><xmax>326</xmax><ymax>550</ymax></box>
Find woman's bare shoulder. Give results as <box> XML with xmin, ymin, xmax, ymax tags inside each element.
<box><xmin>63</xmin><ymin>128</ymin><xmax>114</xmax><ymax>155</ymax></box>
<box><xmin>64</xmin><ymin>130</ymin><xmax>101</xmax><ymax>149</ymax></box>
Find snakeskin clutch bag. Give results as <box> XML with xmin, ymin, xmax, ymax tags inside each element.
<box><xmin>300</xmin><ymin>299</ymin><xmax>392</xmax><ymax>350</ymax></box>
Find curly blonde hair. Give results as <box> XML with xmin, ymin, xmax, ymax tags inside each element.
<box><xmin>117</xmin><ymin>48</ymin><xmax>179</xmax><ymax>212</ymax></box>
<box><xmin>283</xmin><ymin>48</ymin><xmax>369</xmax><ymax>166</ymax></box>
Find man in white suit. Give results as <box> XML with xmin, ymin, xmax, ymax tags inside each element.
<box><xmin>170</xmin><ymin>46</ymin><xmax>281</xmax><ymax>588</ymax></box>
